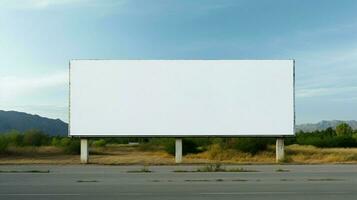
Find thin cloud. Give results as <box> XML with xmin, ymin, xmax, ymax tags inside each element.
<box><xmin>0</xmin><ymin>71</ymin><xmax>68</xmax><ymax>101</ymax></box>
<box><xmin>0</xmin><ymin>0</ymin><xmax>124</xmax><ymax>10</ymax></box>
<box><xmin>0</xmin><ymin>0</ymin><xmax>83</xmax><ymax>9</ymax></box>
<box><xmin>295</xmin><ymin>47</ymin><xmax>357</xmax><ymax>99</ymax></box>
<box><xmin>296</xmin><ymin>86</ymin><xmax>357</xmax><ymax>98</ymax></box>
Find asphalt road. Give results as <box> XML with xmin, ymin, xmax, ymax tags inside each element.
<box><xmin>0</xmin><ymin>164</ymin><xmax>356</xmax><ymax>200</ymax></box>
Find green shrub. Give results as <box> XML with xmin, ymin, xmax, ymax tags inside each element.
<box><xmin>52</xmin><ymin>137</ymin><xmax>80</xmax><ymax>154</ymax></box>
<box><xmin>22</xmin><ymin>130</ymin><xmax>49</xmax><ymax>146</ymax></box>
<box><xmin>231</xmin><ymin>138</ymin><xmax>269</xmax><ymax>154</ymax></box>
<box><xmin>296</xmin><ymin>133</ymin><xmax>357</xmax><ymax>148</ymax></box>
<box><xmin>60</xmin><ymin>138</ymin><xmax>80</xmax><ymax>154</ymax></box>
<box><xmin>92</xmin><ymin>139</ymin><xmax>106</xmax><ymax>147</ymax></box>
<box><xmin>328</xmin><ymin>136</ymin><xmax>357</xmax><ymax>147</ymax></box>
<box><xmin>352</xmin><ymin>133</ymin><xmax>357</xmax><ymax>141</ymax></box>
<box><xmin>284</xmin><ymin>137</ymin><xmax>297</xmax><ymax>145</ymax></box>
<box><xmin>335</xmin><ymin>123</ymin><xmax>353</xmax><ymax>136</ymax></box>
<box><xmin>51</xmin><ymin>137</ymin><xmax>61</xmax><ymax>146</ymax></box>
<box><xmin>5</xmin><ymin>130</ymin><xmax>23</xmax><ymax>146</ymax></box>
<box><xmin>0</xmin><ymin>135</ymin><xmax>9</xmax><ymax>154</ymax></box>
<box><xmin>164</xmin><ymin>140</ymin><xmax>175</xmax><ymax>155</ymax></box>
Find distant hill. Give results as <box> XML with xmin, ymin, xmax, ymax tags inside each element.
<box><xmin>296</xmin><ymin>120</ymin><xmax>357</xmax><ymax>132</ymax></box>
<box><xmin>0</xmin><ymin>110</ymin><xmax>68</xmax><ymax>136</ymax></box>
<box><xmin>1</xmin><ymin>110</ymin><xmax>355</xmax><ymax>135</ymax></box>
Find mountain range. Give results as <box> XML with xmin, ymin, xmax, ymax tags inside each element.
<box><xmin>295</xmin><ymin>120</ymin><xmax>357</xmax><ymax>132</ymax></box>
<box><xmin>0</xmin><ymin>110</ymin><xmax>356</xmax><ymax>135</ymax></box>
<box><xmin>0</xmin><ymin>110</ymin><xmax>68</xmax><ymax>136</ymax></box>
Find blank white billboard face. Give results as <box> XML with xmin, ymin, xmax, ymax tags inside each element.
<box><xmin>69</xmin><ymin>60</ymin><xmax>294</xmax><ymax>136</ymax></box>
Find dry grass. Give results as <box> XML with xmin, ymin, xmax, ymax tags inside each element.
<box><xmin>184</xmin><ymin>144</ymin><xmax>276</xmax><ymax>164</ymax></box>
<box><xmin>0</xmin><ymin>146</ymin><xmax>79</xmax><ymax>164</ymax></box>
<box><xmin>286</xmin><ymin>144</ymin><xmax>357</xmax><ymax>164</ymax></box>
<box><xmin>6</xmin><ymin>146</ymin><xmax>63</xmax><ymax>155</ymax></box>
<box><xmin>0</xmin><ymin>144</ymin><xmax>356</xmax><ymax>165</ymax></box>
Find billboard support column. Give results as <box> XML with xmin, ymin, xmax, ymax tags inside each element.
<box><xmin>80</xmin><ymin>138</ymin><xmax>89</xmax><ymax>164</ymax></box>
<box><xmin>276</xmin><ymin>138</ymin><xmax>285</xmax><ymax>163</ymax></box>
<box><xmin>175</xmin><ymin>138</ymin><xmax>182</xmax><ymax>163</ymax></box>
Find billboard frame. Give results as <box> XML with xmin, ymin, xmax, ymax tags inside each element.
<box><xmin>68</xmin><ymin>59</ymin><xmax>295</xmax><ymax>138</ymax></box>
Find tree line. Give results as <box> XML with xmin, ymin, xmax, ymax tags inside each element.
<box><xmin>1</xmin><ymin>123</ymin><xmax>356</xmax><ymax>155</ymax></box>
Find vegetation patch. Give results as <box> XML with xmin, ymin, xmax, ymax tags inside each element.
<box><xmin>232</xmin><ymin>179</ymin><xmax>248</xmax><ymax>182</ymax></box>
<box><xmin>275</xmin><ymin>168</ymin><xmax>290</xmax><ymax>172</ymax></box>
<box><xmin>173</xmin><ymin>169</ymin><xmax>190</xmax><ymax>173</ymax></box>
<box><xmin>127</xmin><ymin>166</ymin><xmax>152</xmax><ymax>173</ymax></box>
<box><xmin>173</xmin><ymin>164</ymin><xmax>258</xmax><ymax>173</ymax></box>
<box><xmin>76</xmin><ymin>180</ymin><xmax>98</xmax><ymax>183</ymax></box>
<box><xmin>280</xmin><ymin>179</ymin><xmax>294</xmax><ymax>181</ymax></box>
<box><xmin>196</xmin><ymin>164</ymin><xmax>258</xmax><ymax>172</ymax></box>
<box><xmin>149</xmin><ymin>179</ymin><xmax>173</xmax><ymax>182</ymax></box>
<box><xmin>0</xmin><ymin>169</ymin><xmax>50</xmax><ymax>173</ymax></box>
<box><xmin>184</xmin><ymin>179</ymin><xmax>210</xmax><ymax>182</ymax></box>
<box><xmin>185</xmin><ymin>178</ymin><xmax>249</xmax><ymax>182</ymax></box>
<box><xmin>307</xmin><ymin>178</ymin><xmax>343</xmax><ymax>181</ymax></box>
<box><xmin>197</xmin><ymin>163</ymin><xmax>225</xmax><ymax>172</ymax></box>
<box><xmin>227</xmin><ymin>167</ymin><xmax>259</xmax><ymax>172</ymax></box>
<box><xmin>1</xmin><ymin>123</ymin><xmax>357</xmax><ymax>164</ymax></box>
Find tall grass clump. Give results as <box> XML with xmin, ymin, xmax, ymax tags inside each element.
<box><xmin>22</xmin><ymin>129</ymin><xmax>50</xmax><ymax>146</ymax></box>
<box><xmin>210</xmin><ymin>138</ymin><xmax>273</xmax><ymax>154</ymax></box>
<box><xmin>4</xmin><ymin>130</ymin><xmax>23</xmax><ymax>146</ymax></box>
<box><xmin>0</xmin><ymin>135</ymin><xmax>10</xmax><ymax>154</ymax></box>
<box><xmin>231</xmin><ymin>138</ymin><xmax>272</xmax><ymax>154</ymax></box>
<box><xmin>51</xmin><ymin>137</ymin><xmax>80</xmax><ymax>154</ymax></box>
<box><xmin>92</xmin><ymin>139</ymin><xmax>107</xmax><ymax>147</ymax></box>
<box><xmin>204</xmin><ymin>138</ymin><xmax>274</xmax><ymax>160</ymax></box>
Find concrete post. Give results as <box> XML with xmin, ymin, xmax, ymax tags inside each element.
<box><xmin>80</xmin><ymin>138</ymin><xmax>89</xmax><ymax>164</ymax></box>
<box><xmin>175</xmin><ymin>138</ymin><xmax>182</xmax><ymax>164</ymax></box>
<box><xmin>276</xmin><ymin>138</ymin><xmax>285</xmax><ymax>163</ymax></box>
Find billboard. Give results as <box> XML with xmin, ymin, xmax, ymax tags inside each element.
<box><xmin>69</xmin><ymin>60</ymin><xmax>294</xmax><ymax>137</ymax></box>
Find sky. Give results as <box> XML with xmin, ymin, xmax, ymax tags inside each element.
<box><xmin>0</xmin><ymin>0</ymin><xmax>356</xmax><ymax>124</ymax></box>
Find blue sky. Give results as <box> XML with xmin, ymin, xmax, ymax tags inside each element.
<box><xmin>0</xmin><ymin>0</ymin><xmax>356</xmax><ymax>124</ymax></box>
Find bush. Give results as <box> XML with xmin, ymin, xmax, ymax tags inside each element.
<box><xmin>92</xmin><ymin>139</ymin><xmax>107</xmax><ymax>147</ymax></box>
<box><xmin>0</xmin><ymin>135</ymin><xmax>9</xmax><ymax>154</ymax></box>
<box><xmin>164</xmin><ymin>140</ymin><xmax>175</xmax><ymax>155</ymax></box>
<box><xmin>5</xmin><ymin>130</ymin><xmax>23</xmax><ymax>146</ymax></box>
<box><xmin>335</xmin><ymin>123</ymin><xmax>353</xmax><ymax>136</ymax></box>
<box><xmin>207</xmin><ymin>143</ymin><xmax>222</xmax><ymax>160</ymax></box>
<box><xmin>22</xmin><ymin>130</ymin><xmax>49</xmax><ymax>146</ymax></box>
<box><xmin>51</xmin><ymin>137</ymin><xmax>61</xmax><ymax>146</ymax></box>
<box><xmin>296</xmin><ymin>132</ymin><xmax>357</xmax><ymax>148</ymax></box>
<box><xmin>332</xmin><ymin>136</ymin><xmax>357</xmax><ymax>147</ymax></box>
<box><xmin>60</xmin><ymin>138</ymin><xmax>80</xmax><ymax>154</ymax></box>
<box><xmin>64</xmin><ymin>138</ymin><xmax>79</xmax><ymax>154</ymax></box>
<box><xmin>52</xmin><ymin>137</ymin><xmax>80</xmax><ymax>154</ymax></box>
<box><xmin>231</xmin><ymin>138</ymin><xmax>270</xmax><ymax>154</ymax></box>
<box><xmin>65</xmin><ymin>140</ymin><xmax>80</xmax><ymax>154</ymax></box>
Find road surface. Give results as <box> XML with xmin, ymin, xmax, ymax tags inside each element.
<box><xmin>0</xmin><ymin>164</ymin><xmax>356</xmax><ymax>200</ymax></box>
